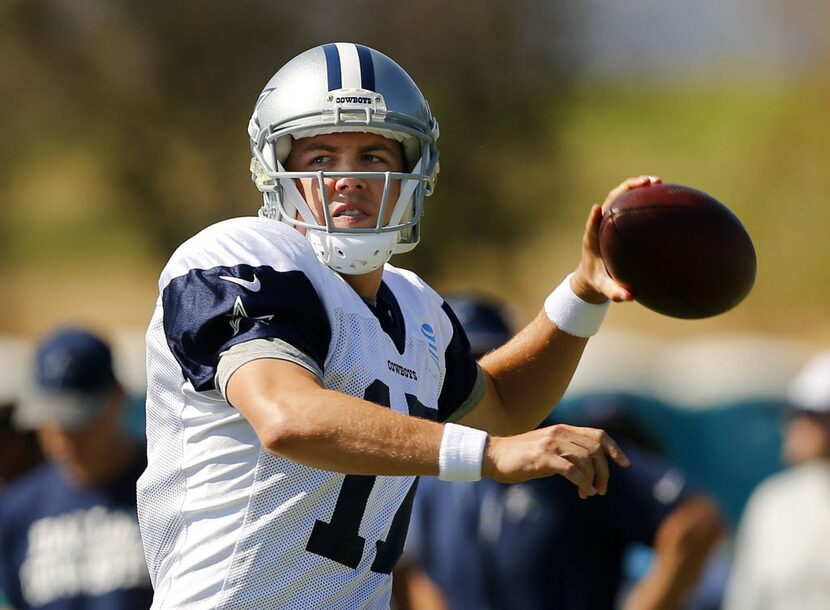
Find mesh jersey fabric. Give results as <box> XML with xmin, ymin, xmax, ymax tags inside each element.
<box><xmin>137</xmin><ymin>217</ymin><xmax>477</xmax><ymax>609</ymax></box>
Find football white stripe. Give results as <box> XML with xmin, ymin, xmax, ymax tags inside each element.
<box><xmin>335</xmin><ymin>42</ymin><xmax>362</xmax><ymax>88</ymax></box>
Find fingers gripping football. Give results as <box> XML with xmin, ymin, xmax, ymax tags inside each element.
<box><xmin>578</xmin><ymin>205</ymin><xmax>631</xmax><ymax>304</ymax></box>
<box><xmin>601</xmin><ymin>175</ymin><xmax>661</xmax><ymax>211</ymax></box>
<box><xmin>571</xmin><ymin>175</ymin><xmax>662</xmax><ymax>304</ymax></box>
<box><xmin>483</xmin><ymin>424</ymin><xmax>630</xmax><ymax>499</ymax></box>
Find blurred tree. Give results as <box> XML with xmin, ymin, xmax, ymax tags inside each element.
<box><xmin>14</xmin><ymin>1</ymin><xmax>830</xmax><ymax>337</ymax></box>
<box><xmin>0</xmin><ymin>0</ymin><xmax>576</xmax><ymax>278</ymax></box>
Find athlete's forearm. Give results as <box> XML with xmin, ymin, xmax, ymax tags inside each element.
<box><xmin>228</xmin><ymin>358</ymin><xmax>628</xmax><ymax>494</ymax></box>
<box><xmin>227</xmin><ymin>359</ymin><xmax>444</xmax><ymax>476</ymax></box>
<box><xmin>464</xmin><ymin>192</ymin><xmax>647</xmax><ymax>436</ymax></box>
<box><xmin>258</xmin><ymin>387</ymin><xmax>444</xmax><ymax>475</ymax></box>
<box><xmin>465</xmin><ymin>310</ymin><xmax>589</xmax><ymax>436</ymax></box>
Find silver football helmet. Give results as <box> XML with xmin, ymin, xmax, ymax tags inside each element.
<box><xmin>248</xmin><ymin>42</ymin><xmax>440</xmax><ymax>274</ymax></box>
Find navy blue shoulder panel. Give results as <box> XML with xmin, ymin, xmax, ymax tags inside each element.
<box><xmin>162</xmin><ymin>264</ymin><xmax>330</xmax><ymax>392</ymax></box>
<box><xmin>437</xmin><ymin>301</ymin><xmax>479</xmax><ymax>422</ymax></box>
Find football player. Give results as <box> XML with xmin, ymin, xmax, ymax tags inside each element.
<box><xmin>137</xmin><ymin>42</ymin><xmax>658</xmax><ymax>608</ymax></box>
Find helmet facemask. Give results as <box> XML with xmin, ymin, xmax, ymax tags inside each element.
<box><xmin>248</xmin><ymin>44</ymin><xmax>439</xmax><ymax>274</ymax></box>
<box><xmin>256</xmin><ymin>146</ymin><xmax>428</xmax><ymax>274</ymax></box>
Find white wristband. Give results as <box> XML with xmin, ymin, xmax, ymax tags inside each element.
<box><xmin>438</xmin><ymin>423</ymin><xmax>489</xmax><ymax>481</ymax></box>
<box><xmin>544</xmin><ymin>273</ymin><xmax>609</xmax><ymax>338</ymax></box>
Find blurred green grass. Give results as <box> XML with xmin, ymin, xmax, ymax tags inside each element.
<box><xmin>436</xmin><ymin>80</ymin><xmax>830</xmax><ymax>339</ymax></box>
<box><xmin>552</xmin><ymin>82</ymin><xmax>829</xmax><ymax>310</ymax></box>
<box><xmin>3</xmin><ymin>80</ymin><xmax>830</xmax><ymax>340</ymax></box>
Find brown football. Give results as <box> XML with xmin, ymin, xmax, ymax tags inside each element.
<box><xmin>599</xmin><ymin>183</ymin><xmax>756</xmax><ymax>319</ymax></box>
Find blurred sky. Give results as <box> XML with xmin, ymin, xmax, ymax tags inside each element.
<box><xmin>559</xmin><ymin>0</ymin><xmax>828</xmax><ymax>79</ymax></box>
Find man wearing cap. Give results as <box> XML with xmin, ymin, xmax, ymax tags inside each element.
<box><xmin>0</xmin><ymin>391</ymin><xmax>42</xmax><ymax>610</ymax></box>
<box><xmin>396</xmin><ymin>295</ymin><xmax>724</xmax><ymax>610</ymax></box>
<box><xmin>0</xmin><ymin>328</ymin><xmax>152</xmax><ymax>610</ymax></box>
<box><xmin>724</xmin><ymin>352</ymin><xmax>830</xmax><ymax>610</ymax></box>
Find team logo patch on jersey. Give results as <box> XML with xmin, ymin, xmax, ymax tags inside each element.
<box><xmin>225</xmin><ymin>297</ymin><xmax>274</xmax><ymax>336</ymax></box>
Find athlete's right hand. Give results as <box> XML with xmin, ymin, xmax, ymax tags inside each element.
<box><xmin>482</xmin><ymin>424</ymin><xmax>630</xmax><ymax>499</ymax></box>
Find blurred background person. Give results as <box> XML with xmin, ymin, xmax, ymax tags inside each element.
<box><xmin>0</xmin><ymin>348</ymin><xmax>43</xmax><ymax>610</ymax></box>
<box><xmin>0</xmin><ymin>398</ymin><xmax>42</xmax><ymax>610</ymax></box>
<box><xmin>393</xmin><ymin>294</ymin><xmax>516</xmax><ymax>610</ymax></box>
<box><xmin>395</xmin><ymin>294</ymin><xmax>724</xmax><ymax>610</ymax></box>
<box><xmin>723</xmin><ymin>352</ymin><xmax>830</xmax><ymax>610</ymax></box>
<box><xmin>0</xmin><ymin>328</ymin><xmax>152</xmax><ymax>610</ymax></box>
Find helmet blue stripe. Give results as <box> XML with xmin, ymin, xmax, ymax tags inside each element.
<box><xmin>355</xmin><ymin>44</ymin><xmax>375</xmax><ymax>92</ymax></box>
<box><xmin>323</xmin><ymin>43</ymin><xmax>342</xmax><ymax>90</ymax></box>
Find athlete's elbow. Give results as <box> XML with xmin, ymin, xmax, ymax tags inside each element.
<box><xmin>258</xmin><ymin>417</ymin><xmax>303</xmax><ymax>457</ymax></box>
<box><xmin>259</xmin><ymin>422</ymin><xmax>294</xmax><ymax>456</ymax></box>
<box><xmin>255</xmin><ymin>396</ymin><xmax>323</xmax><ymax>457</ymax></box>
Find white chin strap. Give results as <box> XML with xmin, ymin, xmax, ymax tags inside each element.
<box><xmin>275</xmin><ymin>159</ymin><xmax>423</xmax><ymax>275</ymax></box>
<box><xmin>306</xmin><ymin>231</ymin><xmax>399</xmax><ymax>275</ymax></box>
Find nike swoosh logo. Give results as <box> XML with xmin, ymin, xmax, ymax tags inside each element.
<box><xmin>219</xmin><ymin>274</ymin><xmax>261</xmax><ymax>292</ymax></box>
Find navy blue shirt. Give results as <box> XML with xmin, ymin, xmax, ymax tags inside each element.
<box><xmin>410</xmin><ymin>442</ymin><xmax>696</xmax><ymax>610</ymax></box>
<box><xmin>0</xmin><ymin>452</ymin><xmax>152</xmax><ymax>610</ymax></box>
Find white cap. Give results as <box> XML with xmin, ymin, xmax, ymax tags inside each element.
<box><xmin>787</xmin><ymin>352</ymin><xmax>830</xmax><ymax>414</ymax></box>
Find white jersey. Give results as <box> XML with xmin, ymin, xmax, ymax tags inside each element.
<box><xmin>724</xmin><ymin>461</ymin><xmax>830</xmax><ymax>610</ymax></box>
<box><xmin>137</xmin><ymin>217</ymin><xmax>479</xmax><ymax>609</ymax></box>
